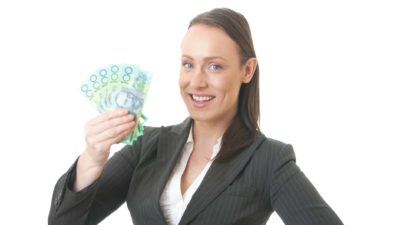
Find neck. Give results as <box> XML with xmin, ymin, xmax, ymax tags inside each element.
<box><xmin>192</xmin><ymin>113</ymin><xmax>235</xmax><ymax>146</ymax></box>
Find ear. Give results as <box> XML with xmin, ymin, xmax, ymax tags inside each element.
<box><xmin>242</xmin><ymin>57</ymin><xmax>257</xmax><ymax>83</ymax></box>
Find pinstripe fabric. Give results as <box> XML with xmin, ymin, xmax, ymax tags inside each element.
<box><xmin>48</xmin><ymin>117</ymin><xmax>343</xmax><ymax>225</ymax></box>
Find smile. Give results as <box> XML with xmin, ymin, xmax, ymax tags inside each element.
<box><xmin>187</xmin><ymin>93</ymin><xmax>216</xmax><ymax>108</ymax></box>
<box><xmin>189</xmin><ymin>94</ymin><xmax>216</xmax><ymax>102</ymax></box>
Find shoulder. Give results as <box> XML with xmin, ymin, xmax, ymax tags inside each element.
<box><xmin>259</xmin><ymin>135</ymin><xmax>289</xmax><ymax>151</ymax></box>
<box><xmin>257</xmin><ymin>134</ymin><xmax>295</xmax><ymax>155</ymax></box>
<box><xmin>252</xmin><ymin>134</ymin><xmax>297</xmax><ymax>167</ymax></box>
<box><xmin>139</xmin><ymin>125</ymin><xmax>162</xmax><ymax>146</ymax></box>
<box><xmin>239</xmin><ymin>134</ymin><xmax>297</xmax><ymax>195</ymax></box>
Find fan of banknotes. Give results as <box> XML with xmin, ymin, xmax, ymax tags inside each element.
<box><xmin>80</xmin><ymin>64</ymin><xmax>152</xmax><ymax>145</ymax></box>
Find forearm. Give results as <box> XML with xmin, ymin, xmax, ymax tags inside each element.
<box><xmin>48</xmin><ymin>159</ymin><xmax>99</xmax><ymax>225</ymax></box>
<box><xmin>49</xmin><ymin>146</ymin><xmax>137</xmax><ymax>225</ymax></box>
<box><xmin>74</xmin><ymin>151</ymin><xmax>107</xmax><ymax>192</ymax></box>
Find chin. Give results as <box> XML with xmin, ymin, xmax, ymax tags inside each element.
<box><xmin>188</xmin><ymin>111</ymin><xmax>222</xmax><ymax>124</ymax></box>
<box><xmin>186</xmin><ymin>109</ymin><xmax>209</xmax><ymax>121</ymax></box>
<box><xmin>188</xmin><ymin>112</ymin><xmax>208</xmax><ymax>121</ymax></box>
<box><xmin>182</xmin><ymin>97</ymin><xmax>224</xmax><ymax>123</ymax></box>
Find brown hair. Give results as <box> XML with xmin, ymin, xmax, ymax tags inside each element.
<box><xmin>189</xmin><ymin>8</ymin><xmax>260</xmax><ymax>161</ymax></box>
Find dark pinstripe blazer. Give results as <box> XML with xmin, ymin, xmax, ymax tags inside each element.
<box><xmin>48</xmin><ymin>117</ymin><xmax>343</xmax><ymax>225</ymax></box>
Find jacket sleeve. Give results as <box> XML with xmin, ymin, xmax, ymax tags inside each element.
<box><xmin>48</xmin><ymin>140</ymin><xmax>141</xmax><ymax>225</ymax></box>
<box><xmin>270</xmin><ymin>144</ymin><xmax>343</xmax><ymax>225</ymax></box>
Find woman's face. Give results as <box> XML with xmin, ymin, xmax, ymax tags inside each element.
<box><xmin>179</xmin><ymin>24</ymin><xmax>252</xmax><ymax>124</ymax></box>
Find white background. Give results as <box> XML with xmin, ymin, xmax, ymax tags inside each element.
<box><xmin>0</xmin><ymin>0</ymin><xmax>399</xmax><ymax>224</ymax></box>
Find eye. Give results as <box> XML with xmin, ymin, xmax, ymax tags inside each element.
<box><xmin>182</xmin><ymin>62</ymin><xmax>193</xmax><ymax>69</ymax></box>
<box><xmin>208</xmin><ymin>64</ymin><xmax>222</xmax><ymax>71</ymax></box>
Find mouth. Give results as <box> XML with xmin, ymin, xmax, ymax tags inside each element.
<box><xmin>189</xmin><ymin>94</ymin><xmax>216</xmax><ymax>102</ymax></box>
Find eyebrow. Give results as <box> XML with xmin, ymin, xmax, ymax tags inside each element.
<box><xmin>182</xmin><ymin>54</ymin><xmax>227</xmax><ymax>61</ymax></box>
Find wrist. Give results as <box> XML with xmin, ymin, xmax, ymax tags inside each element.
<box><xmin>82</xmin><ymin>148</ymin><xmax>109</xmax><ymax>168</ymax></box>
<box><xmin>74</xmin><ymin>152</ymin><xmax>106</xmax><ymax>192</ymax></box>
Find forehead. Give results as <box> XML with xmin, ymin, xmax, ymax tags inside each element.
<box><xmin>181</xmin><ymin>24</ymin><xmax>240</xmax><ymax>60</ymax></box>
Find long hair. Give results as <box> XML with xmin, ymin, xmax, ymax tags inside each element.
<box><xmin>189</xmin><ymin>8</ymin><xmax>260</xmax><ymax>161</ymax></box>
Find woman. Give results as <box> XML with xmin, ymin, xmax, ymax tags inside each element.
<box><xmin>49</xmin><ymin>8</ymin><xmax>343</xmax><ymax>225</ymax></box>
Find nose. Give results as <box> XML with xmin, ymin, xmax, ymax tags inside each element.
<box><xmin>190</xmin><ymin>67</ymin><xmax>207</xmax><ymax>88</ymax></box>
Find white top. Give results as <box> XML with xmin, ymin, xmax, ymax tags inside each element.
<box><xmin>160</xmin><ymin>125</ymin><xmax>222</xmax><ymax>225</ymax></box>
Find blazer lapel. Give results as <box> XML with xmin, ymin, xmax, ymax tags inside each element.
<box><xmin>151</xmin><ymin>117</ymin><xmax>193</xmax><ymax>224</ymax></box>
<box><xmin>178</xmin><ymin>134</ymin><xmax>266</xmax><ymax>225</ymax></box>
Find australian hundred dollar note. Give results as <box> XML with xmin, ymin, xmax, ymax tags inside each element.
<box><xmin>80</xmin><ymin>64</ymin><xmax>152</xmax><ymax>144</ymax></box>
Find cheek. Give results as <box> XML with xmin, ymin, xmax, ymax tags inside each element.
<box><xmin>178</xmin><ymin>73</ymin><xmax>186</xmax><ymax>89</ymax></box>
<box><xmin>179</xmin><ymin>73</ymin><xmax>191</xmax><ymax>100</ymax></box>
<box><xmin>213</xmin><ymin>76</ymin><xmax>242</xmax><ymax>97</ymax></box>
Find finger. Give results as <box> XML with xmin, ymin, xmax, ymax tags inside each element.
<box><xmin>88</xmin><ymin>114</ymin><xmax>135</xmax><ymax>136</ymax></box>
<box><xmin>87</xmin><ymin>108</ymin><xmax>129</xmax><ymax>126</ymax></box>
<box><xmin>89</xmin><ymin>120</ymin><xmax>136</xmax><ymax>144</ymax></box>
<box><xmin>105</xmin><ymin>127</ymin><xmax>134</xmax><ymax>146</ymax></box>
<box><xmin>93</xmin><ymin>125</ymin><xmax>134</xmax><ymax>151</ymax></box>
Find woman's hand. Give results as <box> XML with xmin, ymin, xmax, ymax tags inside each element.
<box><xmin>84</xmin><ymin>108</ymin><xmax>136</xmax><ymax>165</ymax></box>
<box><xmin>74</xmin><ymin>109</ymin><xmax>136</xmax><ymax>191</ymax></box>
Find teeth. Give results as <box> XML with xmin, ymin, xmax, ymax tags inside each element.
<box><xmin>192</xmin><ymin>95</ymin><xmax>214</xmax><ymax>101</ymax></box>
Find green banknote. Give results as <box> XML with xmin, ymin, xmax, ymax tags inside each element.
<box><xmin>81</xmin><ymin>64</ymin><xmax>152</xmax><ymax>144</ymax></box>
